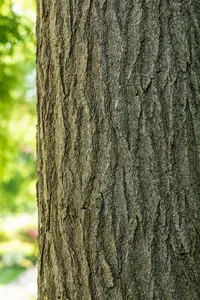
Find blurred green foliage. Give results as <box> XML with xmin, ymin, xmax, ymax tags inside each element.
<box><xmin>0</xmin><ymin>266</ymin><xmax>26</xmax><ymax>284</ymax></box>
<box><xmin>0</xmin><ymin>0</ymin><xmax>36</xmax><ymax>214</ymax></box>
<box><xmin>0</xmin><ymin>214</ymin><xmax>38</xmax><ymax>275</ymax></box>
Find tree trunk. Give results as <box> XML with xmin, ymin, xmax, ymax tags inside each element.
<box><xmin>36</xmin><ymin>1</ymin><xmax>200</xmax><ymax>299</ymax></box>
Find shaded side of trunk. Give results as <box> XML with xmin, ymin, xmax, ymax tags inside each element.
<box><xmin>37</xmin><ymin>1</ymin><xmax>200</xmax><ymax>299</ymax></box>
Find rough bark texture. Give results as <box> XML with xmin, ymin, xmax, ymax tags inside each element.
<box><xmin>36</xmin><ymin>1</ymin><xmax>200</xmax><ymax>299</ymax></box>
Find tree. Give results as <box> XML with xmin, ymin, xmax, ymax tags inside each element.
<box><xmin>37</xmin><ymin>1</ymin><xmax>200</xmax><ymax>299</ymax></box>
<box><xmin>0</xmin><ymin>0</ymin><xmax>36</xmax><ymax>214</ymax></box>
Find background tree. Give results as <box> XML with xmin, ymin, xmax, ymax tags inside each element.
<box><xmin>0</xmin><ymin>0</ymin><xmax>36</xmax><ymax>214</ymax></box>
<box><xmin>37</xmin><ymin>1</ymin><xmax>200</xmax><ymax>299</ymax></box>
<box><xmin>0</xmin><ymin>0</ymin><xmax>37</xmax><ymax>291</ymax></box>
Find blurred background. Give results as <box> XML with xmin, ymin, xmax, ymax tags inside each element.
<box><xmin>0</xmin><ymin>0</ymin><xmax>37</xmax><ymax>299</ymax></box>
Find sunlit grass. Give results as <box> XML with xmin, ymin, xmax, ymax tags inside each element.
<box><xmin>0</xmin><ymin>266</ymin><xmax>26</xmax><ymax>284</ymax></box>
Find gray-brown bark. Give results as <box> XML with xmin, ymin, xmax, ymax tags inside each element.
<box><xmin>36</xmin><ymin>1</ymin><xmax>200</xmax><ymax>299</ymax></box>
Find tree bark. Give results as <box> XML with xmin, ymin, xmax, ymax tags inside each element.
<box><xmin>36</xmin><ymin>1</ymin><xmax>200</xmax><ymax>299</ymax></box>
